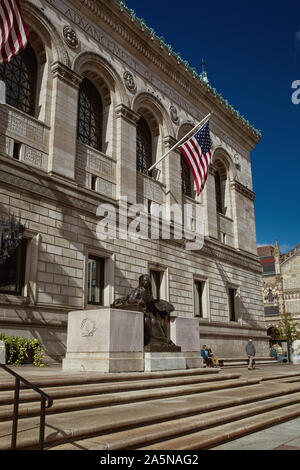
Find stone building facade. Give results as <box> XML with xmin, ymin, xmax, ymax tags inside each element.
<box><xmin>258</xmin><ymin>242</ymin><xmax>300</xmax><ymax>334</ymax></box>
<box><xmin>0</xmin><ymin>0</ymin><xmax>268</xmax><ymax>362</ymax></box>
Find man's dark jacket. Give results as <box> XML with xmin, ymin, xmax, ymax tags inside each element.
<box><xmin>246</xmin><ymin>342</ymin><xmax>256</xmax><ymax>356</ymax></box>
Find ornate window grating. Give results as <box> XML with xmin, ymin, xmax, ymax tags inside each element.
<box><xmin>77</xmin><ymin>78</ymin><xmax>103</xmax><ymax>151</ymax></box>
<box><xmin>0</xmin><ymin>239</ymin><xmax>27</xmax><ymax>296</ymax></box>
<box><xmin>0</xmin><ymin>43</ymin><xmax>37</xmax><ymax>116</ymax></box>
<box><xmin>215</xmin><ymin>170</ymin><xmax>223</xmax><ymax>214</ymax></box>
<box><xmin>136</xmin><ymin>116</ymin><xmax>152</xmax><ymax>176</ymax></box>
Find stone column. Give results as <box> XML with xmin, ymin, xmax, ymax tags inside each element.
<box><xmin>0</xmin><ymin>81</ymin><xmax>5</xmax><ymax>104</ymax></box>
<box><xmin>48</xmin><ymin>62</ymin><xmax>82</xmax><ymax>180</ymax></box>
<box><xmin>115</xmin><ymin>104</ymin><xmax>140</xmax><ymax>205</ymax></box>
<box><xmin>230</xmin><ymin>182</ymin><xmax>241</xmax><ymax>250</ymax></box>
<box><xmin>230</xmin><ymin>181</ymin><xmax>257</xmax><ymax>253</ymax></box>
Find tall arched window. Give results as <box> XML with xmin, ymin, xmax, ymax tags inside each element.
<box><xmin>215</xmin><ymin>169</ymin><xmax>223</xmax><ymax>214</ymax></box>
<box><xmin>0</xmin><ymin>43</ymin><xmax>37</xmax><ymax>116</ymax></box>
<box><xmin>136</xmin><ymin>116</ymin><xmax>152</xmax><ymax>176</ymax></box>
<box><xmin>77</xmin><ymin>78</ymin><xmax>103</xmax><ymax>151</ymax></box>
<box><xmin>214</xmin><ymin>159</ymin><xmax>228</xmax><ymax>215</ymax></box>
<box><xmin>181</xmin><ymin>153</ymin><xmax>193</xmax><ymax>198</ymax></box>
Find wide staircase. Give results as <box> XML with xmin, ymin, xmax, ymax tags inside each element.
<box><xmin>0</xmin><ymin>365</ymin><xmax>300</xmax><ymax>450</ymax></box>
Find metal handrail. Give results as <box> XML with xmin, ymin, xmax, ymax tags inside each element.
<box><xmin>0</xmin><ymin>364</ymin><xmax>53</xmax><ymax>450</ymax></box>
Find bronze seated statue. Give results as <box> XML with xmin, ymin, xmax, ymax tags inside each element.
<box><xmin>111</xmin><ymin>274</ymin><xmax>181</xmax><ymax>353</ymax></box>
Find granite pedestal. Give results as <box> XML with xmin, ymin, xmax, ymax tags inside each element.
<box><xmin>144</xmin><ymin>352</ymin><xmax>187</xmax><ymax>371</ymax></box>
<box><xmin>170</xmin><ymin>316</ymin><xmax>203</xmax><ymax>368</ymax></box>
<box><xmin>62</xmin><ymin>308</ymin><xmax>144</xmax><ymax>373</ymax></box>
<box><xmin>62</xmin><ymin>309</ymin><xmax>203</xmax><ymax>372</ymax></box>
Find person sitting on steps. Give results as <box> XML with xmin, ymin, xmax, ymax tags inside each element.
<box><xmin>201</xmin><ymin>345</ymin><xmax>213</xmax><ymax>368</ymax></box>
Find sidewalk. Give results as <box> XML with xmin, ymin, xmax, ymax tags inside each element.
<box><xmin>211</xmin><ymin>417</ymin><xmax>300</xmax><ymax>450</ymax></box>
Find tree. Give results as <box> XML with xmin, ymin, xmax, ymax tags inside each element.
<box><xmin>276</xmin><ymin>312</ymin><xmax>299</xmax><ymax>342</ymax></box>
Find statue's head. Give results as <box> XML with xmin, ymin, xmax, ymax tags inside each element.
<box><xmin>138</xmin><ymin>274</ymin><xmax>151</xmax><ymax>290</ymax></box>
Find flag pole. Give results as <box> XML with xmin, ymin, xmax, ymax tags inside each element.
<box><xmin>148</xmin><ymin>112</ymin><xmax>211</xmax><ymax>173</ymax></box>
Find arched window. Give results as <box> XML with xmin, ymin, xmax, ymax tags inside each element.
<box><xmin>215</xmin><ymin>169</ymin><xmax>223</xmax><ymax>214</ymax></box>
<box><xmin>181</xmin><ymin>153</ymin><xmax>192</xmax><ymax>198</ymax></box>
<box><xmin>0</xmin><ymin>43</ymin><xmax>37</xmax><ymax>116</ymax></box>
<box><xmin>214</xmin><ymin>159</ymin><xmax>229</xmax><ymax>215</ymax></box>
<box><xmin>77</xmin><ymin>78</ymin><xmax>103</xmax><ymax>151</ymax></box>
<box><xmin>136</xmin><ymin>116</ymin><xmax>152</xmax><ymax>176</ymax></box>
<box><xmin>268</xmin><ymin>288</ymin><xmax>274</xmax><ymax>303</ymax></box>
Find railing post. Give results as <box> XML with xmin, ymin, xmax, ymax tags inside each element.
<box><xmin>39</xmin><ymin>396</ymin><xmax>46</xmax><ymax>450</ymax></box>
<box><xmin>0</xmin><ymin>364</ymin><xmax>53</xmax><ymax>450</ymax></box>
<box><xmin>11</xmin><ymin>376</ymin><xmax>20</xmax><ymax>450</ymax></box>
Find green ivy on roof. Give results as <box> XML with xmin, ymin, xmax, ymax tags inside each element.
<box><xmin>114</xmin><ymin>0</ymin><xmax>262</xmax><ymax>138</ymax></box>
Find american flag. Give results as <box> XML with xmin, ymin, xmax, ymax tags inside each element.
<box><xmin>0</xmin><ymin>0</ymin><xmax>29</xmax><ymax>64</ymax></box>
<box><xmin>179</xmin><ymin>120</ymin><xmax>212</xmax><ymax>196</ymax></box>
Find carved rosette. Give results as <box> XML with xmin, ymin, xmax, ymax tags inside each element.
<box><xmin>170</xmin><ymin>105</ymin><xmax>179</xmax><ymax>125</ymax></box>
<box><xmin>123</xmin><ymin>70</ymin><xmax>137</xmax><ymax>93</ymax></box>
<box><xmin>63</xmin><ymin>25</ymin><xmax>79</xmax><ymax>49</ymax></box>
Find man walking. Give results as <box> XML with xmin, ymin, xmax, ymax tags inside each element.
<box><xmin>246</xmin><ymin>339</ymin><xmax>256</xmax><ymax>370</ymax></box>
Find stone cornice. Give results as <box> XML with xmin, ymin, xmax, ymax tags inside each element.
<box><xmin>68</xmin><ymin>0</ymin><xmax>261</xmax><ymax>147</ymax></box>
<box><xmin>115</xmin><ymin>103</ymin><xmax>140</xmax><ymax>125</ymax></box>
<box><xmin>202</xmin><ymin>237</ymin><xmax>262</xmax><ymax>274</ymax></box>
<box><xmin>51</xmin><ymin>61</ymin><xmax>83</xmax><ymax>88</ymax></box>
<box><xmin>163</xmin><ymin>135</ymin><xmax>178</xmax><ymax>149</ymax></box>
<box><xmin>230</xmin><ymin>180</ymin><xmax>256</xmax><ymax>201</ymax></box>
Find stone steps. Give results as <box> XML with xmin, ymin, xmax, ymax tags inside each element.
<box><xmin>50</xmin><ymin>392</ymin><xmax>300</xmax><ymax>450</ymax></box>
<box><xmin>1</xmin><ymin>370</ymin><xmax>300</xmax><ymax>450</ymax></box>
<box><xmin>0</xmin><ymin>376</ymin><xmax>258</xmax><ymax>421</ymax></box>
<box><xmin>0</xmin><ymin>367</ymin><xmax>218</xmax><ymax>391</ymax></box>
<box><xmin>138</xmin><ymin>401</ymin><xmax>300</xmax><ymax>450</ymax></box>
<box><xmin>218</xmin><ymin>357</ymin><xmax>278</xmax><ymax>367</ymax></box>
<box><xmin>0</xmin><ymin>370</ymin><xmax>238</xmax><ymax>405</ymax></box>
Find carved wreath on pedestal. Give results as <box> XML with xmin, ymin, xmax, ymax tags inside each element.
<box><xmin>80</xmin><ymin>318</ymin><xmax>97</xmax><ymax>337</ymax></box>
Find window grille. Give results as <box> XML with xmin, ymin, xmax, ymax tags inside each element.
<box><xmin>136</xmin><ymin>116</ymin><xmax>152</xmax><ymax>176</ymax></box>
<box><xmin>215</xmin><ymin>170</ymin><xmax>223</xmax><ymax>214</ymax></box>
<box><xmin>0</xmin><ymin>43</ymin><xmax>37</xmax><ymax>116</ymax></box>
<box><xmin>0</xmin><ymin>239</ymin><xmax>27</xmax><ymax>296</ymax></box>
<box><xmin>181</xmin><ymin>153</ymin><xmax>192</xmax><ymax>197</ymax></box>
<box><xmin>77</xmin><ymin>78</ymin><xmax>103</xmax><ymax>151</ymax></box>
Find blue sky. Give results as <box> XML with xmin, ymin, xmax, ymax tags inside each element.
<box><xmin>124</xmin><ymin>0</ymin><xmax>300</xmax><ymax>254</ymax></box>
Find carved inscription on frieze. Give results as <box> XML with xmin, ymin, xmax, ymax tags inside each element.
<box><xmin>137</xmin><ymin>173</ymin><xmax>165</xmax><ymax>204</ymax></box>
<box><xmin>9</xmin><ymin>111</ymin><xmax>44</xmax><ymax>144</ymax></box>
<box><xmin>76</xmin><ymin>142</ymin><xmax>115</xmax><ymax>181</ymax></box>
<box><xmin>22</xmin><ymin>146</ymin><xmax>45</xmax><ymax>169</ymax></box>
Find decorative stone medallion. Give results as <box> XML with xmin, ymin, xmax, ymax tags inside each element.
<box><xmin>123</xmin><ymin>70</ymin><xmax>136</xmax><ymax>93</ymax></box>
<box><xmin>63</xmin><ymin>25</ymin><xmax>79</xmax><ymax>49</ymax></box>
<box><xmin>170</xmin><ymin>105</ymin><xmax>179</xmax><ymax>125</ymax></box>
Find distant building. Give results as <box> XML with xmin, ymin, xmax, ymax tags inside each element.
<box><xmin>258</xmin><ymin>242</ymin><xmax>300</xmax><ymax>335</ymax></box>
